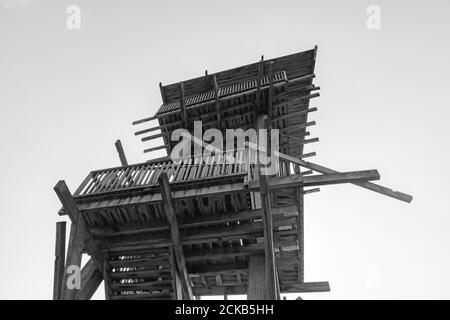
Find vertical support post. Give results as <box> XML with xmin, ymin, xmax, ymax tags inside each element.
<box><xmin>179</xmin><ymin>82</ymin><xmax>188</xmax><ymax>129</ymax></box>
<box><xmin>256</xmin><ymin>114</ymin><xmax>278</xmax><ymax>300</ymax></box>
<box><xmin>60</xmin><ymin>221</ymin><xmax>83</xmax><ymax>300</ymax></box>
<box><xmin>247</xmin><ymin>254</ymin><xmax>267</xmax><ymax>299</ymax></box>
<box><xmin>170</xmin><ymin>247</ymin><xmax>183</xmax><ymax>300</ymax></box>
<box><xmin>103</xmin><ymin>256</ymin><xmax>112</xmax><ymax>300</ymax></box>
<box><xmin>53</xmin><ymin>221</ymin><xmax>66</xmax><ymax>300</ymax></box>
<box><xmin>54</xmin><ymin>180</ymin><xmax>104</xmax><ymax>300</ymax></box>
<box><xmin>159</xmin><ymin>173</ymin><xmax>193</xmax><ymax>299</ymax></box>
<box><xmin>213</xmin><ymin>75</ymin><xmax>222</xmax><ymax>130</ymax></box>
<box><xmin>268</xmin><ymin>61</ymin><xmax>274</xmax><ymax>119</ymax></box>
<box><xmin>159</xmin><ymin>82</ymin><xmax>167</xmax><ymax>104</ymax></box>
<box><xmin>115</xmin><ymin>139</ymin><xmax>128</xmax><ymax>166</ymax></box>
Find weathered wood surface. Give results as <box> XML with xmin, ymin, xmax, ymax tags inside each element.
<box><xmin>53</xmin><ymin>221</ymin><xmax>66</xmax><ymax>300</ymax></box>
<box><xmin>158</xmin><ymin>173</ymin><xmax>193</xmax><ymax>299</ymax></box>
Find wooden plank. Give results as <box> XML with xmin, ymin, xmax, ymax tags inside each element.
<box><xmin>280</xmin><ymin>281</ymin><xmax>330</xmax><ymax>293</ymax></box>
<box><xmin>158</xmin><ymin>173</ymin><xmax>194</xmax><ymax>299</ymax></box>
<box><xmin>143</xmin><ymin>144</ymin><xmax>168</xmax><ymax>153</ymax></box>
<box><xmin>132</xmin><ymin>115</ymin><xmax>158</xmax><ymax>126</ymax></box>
<box><xmin>193</xmin><ymin>285</ymin><xmax>247</xmax><ymax>296</ymax></box>
<box><xmin>115</xmin><ymin>140</ymin><xmax>128</xmax><ymax>166</ymax></box>
<box><xmin>248</xmin><ymin>169</ymin><xmax>380</xmax><ymax>190</ymax></box>
<box><xmin>53</xmin><ymin>221</ymin><xmax>66</xmax><ymax>300</ymax></box>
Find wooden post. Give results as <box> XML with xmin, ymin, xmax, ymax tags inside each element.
<box><xmin>53</xmin><ymin>221</ymin><xmax>66</xmax><ymax>300</ymax></box>
<box><xmin>54</xmin><ymin>180</ymin><xmax>104</xmax><ymax>300</ymax></box>
<box><xmin>60</xmin><ymin>221</ymin><xmax>83</xmax><ymax>300</ymax></box>
<box><xmin>115</xmin><ymin>139</ymin><xmax>128</xmax><ymax>166</ymax></box>
<box><xmin>255</xmin><ymin>114</ymin><xmax>278</xmax><ymax>300</ymax></box>
<box><xmin>247</xmin><ymin>254</ymin><xmax>266</xmax><ymax>299</ymax></box>
<box><xmin>103</xmin><ymin>256</ymin><xmax>112</xmax><ymax>300</ymax></box>
<box><xmin>74</xmin><ymin>259</ymin><xmax>103</xmax><ymax>300</ymax></box>
<box><xmin>169</xmin><ymin>247</ymin><xmax>183</xmax><ymax>300</ymax></box>
<box><xmin>213</xmin><ymin>75</ymin><xmax>222</xmax><ymax>130</ymax></box>
<box><xmin>158</xmin><ymin>173</ymin><xmax>193</xmax><ymax>299</ymax></box>
<box><xmin>179</xmin><ymin>82</ymin><xmax>188</xmax><ymax>129</ymax></box>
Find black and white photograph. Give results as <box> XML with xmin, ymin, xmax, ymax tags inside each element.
<box><xmin>0</xmin><ymin>0</ymin><xmax>449</xmax><ymax>310</ymax></box>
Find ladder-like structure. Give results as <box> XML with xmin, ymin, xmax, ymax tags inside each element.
<box><xmin>53</xmin><ymin>47</ymin><xmax>412</xmax><ymax>300</ymax></box>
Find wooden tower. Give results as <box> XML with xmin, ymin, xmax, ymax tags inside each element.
<box><xmin>53</xmin><ymin>47</ymin><xmax>412</xmax><ymax>300</ymax></box>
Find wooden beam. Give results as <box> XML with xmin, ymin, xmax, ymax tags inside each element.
<box><xmin>247</xmin><ymin>254</ymin><xmax>267</xmax><ymax>299</ymax></box>
<box><xmin>54</xmin><ymin>181</ymin><xmax>104</xmax><ymax>299</ymax></box>
<box><xmin>132</xmin><ymin>115</ymin><xmax>158</xmax><ymax>126</ymax></box>
<box><xmin>159</xmin><ymin>82</ymin><xmax>167</xmax><ymax>104</ymax></box>
<box><xmin>114</xmin><ymin>139</ymin><xmax>128</xmax><ymax>166</ymax></box>
<box><xmin>194</xmin><ymin>285</ymin><xmax>247</xmax><ymax>296</ymax></box>
<box><xmin>170</xmin><ymin>248</ymin><xmax>183</xmax><ymax>300</ymax></box>
<box><xmin>91</xmin><ymin>206</ymin><xmax>298</xmax><ymax>237</ymax></box>
<box><xmin>143</xmin><ymin>144</ymin><xmax>168</xmax><ymax>153</ymax></box>
<box><xmin>268</xmin><ymin>61</ymin><xmax>274</xmax><ymax>117</ymax></box>
<box><xmin>53</xmin><ymin>221</ymin><xmax>66</xmax><ymax>300</ymax></box>
<box><xmin>267</xmin><ymin>149</ymin><xmax>413</xmax><ymax>203</ymax></box>
<box><xmin>179</xmin><ymin>82</ymin><xmax>188</xmax><ymax>128</ymax></box>
<box><xmin>158</xmin><ymin>173</ymin><xmax>193</xmax><ymax>299</ymax></box>
<box><xmin>281</xmin><ymin>281</ymin><xmax>330</xmax><ymax>293</ymax></box>
<box><xmin>74</xmin><ymin>259</ymin><xmax>103</xmax><ymax>300</ymax></box>
<box><xmin>259</xmin><ymin>171</ymin><xmax>278</xmax><ymax>300</ymax></box>
<box><xmin>213</xmin><ymin>75</ymin><xmax>222</xmax><ymax>129</ymax></box>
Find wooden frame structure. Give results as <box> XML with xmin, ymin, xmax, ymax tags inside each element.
<box><xmin>53</xmin><ymin>47</ymin><xmax>412</xmax><ymax>300</ymax></box>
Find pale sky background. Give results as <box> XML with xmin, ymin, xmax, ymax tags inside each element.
<box><xmin>1</xmin><ymin>0</ymin><xmax>449</xmax><ymax>300</ymax></box>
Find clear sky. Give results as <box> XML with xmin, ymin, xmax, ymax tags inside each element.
<box><xmin>1</xmin><ymin>0</ymin><xmax>449</xmax><ymax>300</ymax></box>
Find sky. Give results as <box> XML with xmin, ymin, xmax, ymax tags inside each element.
<box><xmin>0</xmin><ymin>0</ymin><xmax>449</xmax><ymax>300</ymax></box>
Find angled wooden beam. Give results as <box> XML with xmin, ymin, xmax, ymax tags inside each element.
<box><xmin>54</xmin><ymin>181</ymin><xmax>104</xmax><ymax>299</ymax></box>
<box><xmin>60</xmin><ymin>220</ymin><xmax>83</xmax><ymax>300</ymax></box>
<box><xmin>158</xmin><ymin>173</ymin><xmax>193</xmax><ymax>299</ymax></box>
<box><xmin>278</xmin><ymin>150</ymin><xmax>412</xmax><ymax>203</ymax></box>
<box><xmin>74</xmin><ymin>259</ymin><xmax>103</xmax><ymax>300</ymax></box>
<box><xmin>132</xmin><ymin>115</ymin><xmax>158</xmax><ymax>126</ymax></box>
<box><xmin>53</xmin><ymin>221</ymin><xmax>66</xmax><ymax>300</ymax></box>
<box><xmin>248</xmin><ymin>170</ymin><xmax>380</xmax><ymax>190</ymax></box>
<box><xmin>114</xmin><ymin>139</ymin><xmax>128</xmax><ymax>166</ymax></box>
<box><xmin>246</xmin><ymin>142</ymin><xmax>412</xmax><ymax>203</ymax></box>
